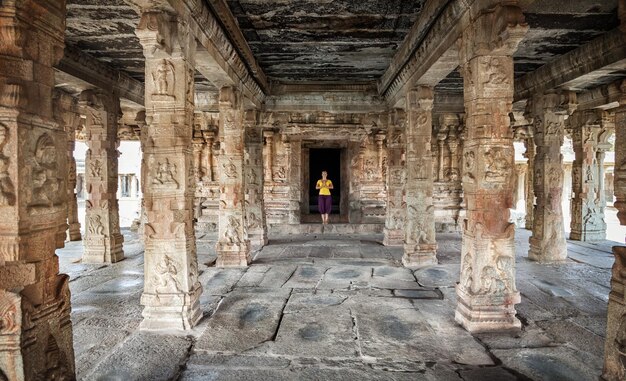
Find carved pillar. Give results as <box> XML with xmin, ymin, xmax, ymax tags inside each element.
<box><xmin>0</xmin><ymin>0</ymin><xmax>76</xmax><ymax>379</ymax></box>
<box><xmin>375</xmin><ymin>132</ymin><xmax>386</xmax><ymax>180</ymax></box>
<box><xmin>286</xmin><ymin>136</ymin><xmax>302</xmax><ymax>223</ymax></box>
<box><xmin>523</xmin><ymin>135</ymin><xmax>535</xmax><ymax>230</ymax></box>
<box><xmin>569</xmin><ymin>110</ymin><xmax>608</xmax><ymax>241</ymax></box>
<box><xmin>403</xmin><ymin>87</ymin><xmax>437</xmax><ymax>267</ymax></box>
<box><xmin>136</xmin><ymin>10</ymin><xmax>202</xmax><ymax>330</ymax></box>
<box><xmin>216</xmin><ymin>86</ymin><xmax>250</xmax><ymax>266</ymax></box>
<box><xmin>192</xmin><ymin>136</ymin><xmax>204</xmax><ymax>181</ymax></box>
<box><xmin>528</xmin><ymin>92</ymin><xmax>575</xmax><ymax>262</ymax></box>
<box><xmin>263</xmin><ymin>130</ymin><xmax>274</xmax><ymax>183</ymax></box>
<box><xmin>79</xmin><ymin>90</ymin><xmax>124</xmax><ymax>263</ymax></box>
<box><xmin>437</xmin><ymin>126</ymin><xmax>447</xmax><ymax>182</ymax></box>
<box><xmin>202</xmin><ymin>131</ymin><xmax>214</xmax><ymax>182</ymax></box>
<box><xmin>455</xmin><ymin>4</ymin><xmax>527</xmax><ymax>332</ymax></box>
<box><xmin>54</xmin><ymin>91</ymin><xmax>82</xmax><ymax>242</ymax></box>
<box><xmin>383</xmin><ymin>112</ymin><xmax>406</xmax><ymax>246</ymax></box>
<box><xmin>244</xmin><ymin>113</ymin><xmax>268</xmax><ymax>248</ymax></box>
<box><xmin>604</xmin><ymin>82</ymin><xmax>626</xmax><ymax>381</ymax></box>
<box><xmin>137</xmin><ymin>111</ymin><xmax>147</xmax><ymax>241</ymax></box>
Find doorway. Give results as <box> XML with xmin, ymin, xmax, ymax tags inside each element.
<box><xmin>308</xmin><ymin>148</ymin><xmax>341</xmax><ymax>214</ymax></box>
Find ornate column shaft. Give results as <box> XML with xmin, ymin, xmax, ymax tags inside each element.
<box><xmin>216</xmin><ymin>86</ymin><xmax>250</xmax><ymax>266</ymax></box>
<box><xmin>403</xmin><ymin>86</ymin><xmax>437</xmax><ymax>267</ymax></box>
<box><xmin>286</xmin><ymin>136</ymin><xmax>302</xmax><ymax>224</ymax></box>
<box><xmin>375</xmin><ymin>132</ymin><xmax>386</xmax><ymax>180</ymax></box>
<box><xmin>136</xmin><ymin>9</ymin><xmax>202</xmax><ymax>330</ymax></box>
<box><xmin>383</xmin><ymin>112</ymin><xmax>406</xmax><ymax>246</ymax></box>
<box><xmin>244</xmin><ymin>113</ymin><xmax>268</xmax><ymax>248</ymax></box>
<box><xmin>54</xmin><ymin>90</ymin><xmax>82</xmax><ymax>242</ymax></box>
<box><xmin>202</xmin><ymin>131</ymin><xmax>214</xmax><ymax>182</ymax></box>
<box><xmin>0</xmin><ymin>0</ymin><xmax>76</xmax><ymax>379</ymax></box>
<box><xmin>192</xmin><ymin>136</ymin><xmax>204</xmax><ymax>181</ymax></box>
<box><xmin>569</xmin><ymin>110</ymin><xmax>607</xmax><ymax>241</ymax></box>
<box><xmin>604</xmin><ymin>82</ymin><xmax>626</xmax><ymax>381</ymax></box>
<box><xmin>523</xmin><ymin>136</ymin><xmax>535</xmax><ymax>230</ymax></box>
<box><xmin>80</xmin><ymin>90</ymin><xmax>124</xmax><ymax>263</ymax></box>
<box><xmin>455</xmin><ymin>4</ymin><xmax>527</xmax><ymax>332</ymax></box>
<box><xmin>263</xmin><ymin>130</ymin><xmax>274</xmax><ymax>183</ymax></box>
<box><xmin>528</xmin><ymin>92</ymin><xmax>575</xmax><ymax>262</ymax></box>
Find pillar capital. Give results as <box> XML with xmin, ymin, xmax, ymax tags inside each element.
<box><xmin>406</xmin><ymin>86</ymin><xmax>434</xmax><ymax>110</ymax></box>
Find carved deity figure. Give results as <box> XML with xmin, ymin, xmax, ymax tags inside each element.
<box><xmin>153</xmin><ymin>255</ymin><xmax>182</xmax><ymax>293</ymax></box>
<box><xmin>152</xmin><ymin>159</ymin><xmax>178</xmax><ymax>187</ymax></box>
<box><xmin>31</xmin><ymin>134</ymin><xmax>60</xmax><ymax>207</ymax></box>
<box><xmin>484</xmin><ymin>148</ymin><xmax>510</xmax><ymax>182</ymax></box>
<box><xmin>247</xmin><ymin>212</ymin><xmax>261</xmax><ymax>229</ymax></box>
<box><xmin>461</xmin><ymin>253</ymin><xmax>473</xmax><ymax>291</ymax></box>
<box><xmin>152</xmin><ymin>59</ymin><xmax>175</xmax><ymax>97</ymax></box>
<box><xmin>223</xmin><ymin>160</ymin><xmax>238</xmax><ymax>179</ymax></box>
<box><xmin>88</xmin><ymin>214</ymin><xmax>105</xmax><ymax>236</ymax></box>
<box><xmin>224</xmin><ymin>216</ymin><xmax>242</xmax><ymax>245</ymax></box>
<box><xmin>480</xmin><ymin>266</ymin><xmax>506</xmax><ymax>294</ymax></box>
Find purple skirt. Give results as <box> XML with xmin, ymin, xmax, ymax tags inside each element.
<box><xmin>318</xmin><ymin>195</ymin><xmax>332</xmax><ymax>214</ymax></box>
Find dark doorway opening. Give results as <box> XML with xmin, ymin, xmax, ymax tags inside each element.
<box><xmin>309</xmin><ymin>148</ymin><xmax>341</xmax><ymax>214</ymax></box>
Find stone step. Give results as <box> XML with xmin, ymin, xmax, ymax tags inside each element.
<box><xmin>268</xmin><ymin>223</ymin><xmax>384</xmax><ymax>235</ymax></box>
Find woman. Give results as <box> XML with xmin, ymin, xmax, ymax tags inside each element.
<box><xmin>315</xmin><ymin>170</ymin><xmax>334</xmax><ymax>224</ymax></box>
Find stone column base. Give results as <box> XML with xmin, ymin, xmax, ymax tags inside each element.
<box><xmin>569</xmin><ymin>229</ymin><xmax>606</xmax><ymax>242</ymax></box>
<box><xmin>56</xmin><ymin>223</ymin><xmax>68</xmax><ymax>248</ymax></box>
<box><xmin>455</xmin><ymin>285</ymin><xmax>521</xmax><ymax>333</ymax></box>
<box><xmin>402</xmin><ymin>244</ymin><xmax>438</xmax><ymax>268</ymax></box>
<box><xmin>383</xmin><ymin>228</ymin><xmax>404</xmax><ymax>246</ymax></box>
<box><xmin>248</xmin><ymin>234</ymin><xmax>268</xmax><ymax>249</ymax></box>
<box><xmin>528</xmin><ymin>236</ymin><xmax>567</xmax><ymax>263</ymax></box>
<box><xmin>68</xmin><ymin>223</ymin><xmax>82</xmax><ymax>241</ymax></box>
<box><xmin>216</xmin><ymin>241</ymin><xmax>251</xmax><ymax>267</ymax></box>
<box><xmin>140</xmin><ymin>282</ymin><xmax>203</xmax><ymax>331</ymax></box>
<box><xmin>82</xmin><ymin>233</ymin><xmax>125</xmax><ymax>263</ymax></box>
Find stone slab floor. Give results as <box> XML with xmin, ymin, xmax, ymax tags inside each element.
<box><xmin>58</xmin><ymin>227</ymin><xmax>615</xmax><ymax>381</ymax></box>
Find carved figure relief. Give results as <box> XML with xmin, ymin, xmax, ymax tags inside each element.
<box><xmin>30</xmin><ymin>134</ymin><xmax>61</xmax><ymax>207</ymax></box>
<box><xmin>483</xmin><ymin>57</ymin><xmax>509</xmax><ymax>86</ymax></box>
<box><xmin>274</xmin><ymin>166</ymin><xmax>286</xmax><ymax>181</ymax></box>
<box><xmin>247</xmin><ymin>212</ymin><xmax>261</xmax><ymax>229</ymax></box>
<box><xmin>152</xmin><ymin>159</ymin><xmax>179</xmax><ymax>188</ymax></box>
<box><xmin>460</xmin><ymin>253</ymin><xmax>473</xmax><ymax>291</ymax></box>
<box><xmin>480</xmin><ymin>266</ymin><xmax>507</xmax><ymax>294</ymax></box>
<box><xmin>484</xmin><ymin>148</ymin><xmax>510</xmax><ymax>182</ymax></box>
<box><xmin>463</xmin><ymin>151</ymin><xmax>476</xmax><ymax>183</ymax></box>
<box><xmin>223</xmin><ymin>160</ymin><xmax>238</xmax><ymax>179</ymax></box>
<box><xmin>153</xmin><ymin>255</ymin><xmax>182</xmax><ymax>293</ymax></box>
<box><xmin>151</xmin><ymin>59</ymin><xmax>176</xmax><ymax>100</ymax></box>
<box><xmin>88</xmin><ymin>214</ymin><xmax>105</xmax><ymax>236</ymax></box>
<box><xmin>0</xmin><ymin>124</ymin><xmax>15</xmax><ymax>206</ymax></box>
<box><xmin>90</xmin><ymin>159</ymin><xmax>103</xmax><ymax>178</ymax></box>
<box><xmin>224</xmin><ymin>216</ymin><xmax>242</xmax><ymax>244</ymax></box>
<box><xmin>0</xmin><ymin>294</ymin><xmax>19</xmax><ymax>334</ymax></box>
<box><xmin>247</xmin><ymin>169</ymin><xmax>258</xmax><ymax>185</ymax></box>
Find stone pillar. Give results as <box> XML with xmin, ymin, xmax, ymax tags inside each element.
<box><xmin>437</xmin><ymin>125</ymin><xmax>447</xmax><ymax>182</ymax></box>
<box><xmin>216</xmin><ymin>86</ymin><xmax>250</xmax><ymax>266</ymax></box>
<box><xmin>569</xmin><ymin>110</ymin><xmax>608</xmax><ymax>241</ymax></box>
<box><xmin>0</xmin><ymin>0</ymin><xmax>76</xmax><ymax>379</ymax></box>
<box><xmin>375</xmin><ymin>132</ymin><xmax>386</xmax><ymax>180</ymax></box>
<box><xmin>604</xmin><ymin>83</ymin><xmax>626</xmax><ymax>381</ymax></box>
<box><xmin>286</xmin><ymin>136</ymin><xmax>302</xmax><ymax>223</ymax></box>
<box><xmin>136</xmin><ymin>10</ymin><xmax>202</xmax><ymax>330</ymax></box>
<box><xmin>244</xmin><ymin>114</ymin><xmax>268</xmax><ymax>248</ymax></box>
<box><xmin>384</xmin><ymin>113</ymin><xmax>406</xmax><ymax>246</ymax></box>
<box><xmin>202</xmin><ymin>131</ymin><xmax>214</xmax><ymax>182</ymax></box>
<box><xmin>263</xmin><ymin>130</ymin><xmax>274</xmax><ymax>183</ymax></box>
<box><xmin>528</xmin><ymin>92</ymin><xmax>575</xmax><ymax>262</ymax></box>
<box><xmin>455</xmin><ymin>4</ymin><xmax>527</xmax><ymax>332</ymax></box>
<box><xmin>523</xmin><ymin>135</ymin><xmax>535</xmax><ymax>230</ymax></box>
<box><xmin>402</xmin><ymin>87</ymin><xmax>437</xmax><ymax>267</ymax></box>
<box><xmin>192</xmin><ymin>136</ymin><xmax>204</xmax><ymax>181</ymax></box>
<box><xmin>80</xmin><ymin>90</ymin><xmax>125</xmax><ymax>263</ymax></box>
<box><xmin>54</xmin><ymin>91</ymin><xmax>82</xmax><ymax>241</ymax></box>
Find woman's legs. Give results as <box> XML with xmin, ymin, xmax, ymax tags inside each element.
<box><xmin>318</xmin><ymin>195</ymin><xmax>332</xmax><ymax>224</ymax></box>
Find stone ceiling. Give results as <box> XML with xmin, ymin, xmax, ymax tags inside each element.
<box><xmin>63</xmin><ymin>0</ymin><xmax>622</xmax><ymax>95</ymax></box>
<box><xmin>225</xmin><ymin>0</ymin><xmax>426</xmax><ymax>83</ymax></box>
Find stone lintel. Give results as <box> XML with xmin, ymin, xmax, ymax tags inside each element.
<box><xmin>515</xmin><ymin>29</ymin><xmax>626</xmax><ymax>102</ymax></box>
<box><xmin>56</xmin><ymin>45</ymin><xmax>145</xmax><ymax>106</ymax></box>
<box><xmin>169</xmin><ymin>0</ymin><xmax>267</xmax><ymax>107</ymax></box>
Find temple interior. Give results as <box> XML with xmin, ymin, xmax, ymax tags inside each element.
<box><xmin>2</xmin><ymin>0</ymin><xmax>626</xmax><ymax>380</ymax></box>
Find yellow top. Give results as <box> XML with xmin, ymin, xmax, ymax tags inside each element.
<box><xmin>316</xmin><ymin>179</ymin><xmax>333</xmax><ymax>195</ymax></box>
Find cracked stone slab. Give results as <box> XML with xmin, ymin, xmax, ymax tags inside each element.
<box><xmin>281</xmin><ymin>265</ymin><xmax>328</xmax><ymax>289</ymax></box>
<box><xmin>266</xmin><ymin>307</ymin><xmax>358</xmax><ymax>358</ymax></box>
<box><xmin>414</xmin><ymin>264</ymin><xmax>460</xmax><ymax>288</ymax></box>
<box><xmin>491</xmin><ymin>346</ymin><xmax>602</xmax><ymax>381</ymax></box>
<box><xmin>195</xmin><ymin>288</ymin><xmax>291</xmax><ymax>353</ymax></box>
<box><xmin>283</xmin><ymin>292</ymin><xmax>349</xmax><ymax>313</ymax></box>
<box><xmin>317</xmin><ymin>266</ymin><xmax>373</xmax><ymax>289</ymax></box>
<box><xmin>86</xmin><ymin>332</ymin><xmax>192</xmax><ymax>381</ymax></box>
<box><xmin>200</xmin><ymin>267</ymin><xmax>247</xmax><ymax>295</ymax></box>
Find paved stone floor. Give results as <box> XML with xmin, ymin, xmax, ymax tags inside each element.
<box><xmin>58</xmin><ymin>227</ymin><xmax>616</xmax><ymax>381</ymax></box>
